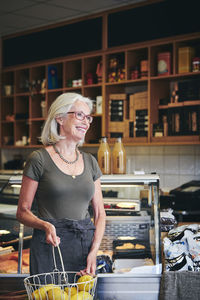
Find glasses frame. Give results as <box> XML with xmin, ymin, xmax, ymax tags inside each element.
<box><xmin>67</xmin><ymin>111</ymin><xmax>93</xmax><ymax>123</ymax></box>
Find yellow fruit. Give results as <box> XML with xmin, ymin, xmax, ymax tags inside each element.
<box><xmin>65</xmin><ymin>286</ymin><xmax>78</xmax><ymax>296</ymax></box>
<box><xmin>32</xmin><ymin>287</ymin><xmax>47</xmax><ymax>300</ymax></box>
<box><xmin>71</xmin><ymin>291</ymin><xmax>92</xmax><ymax>300</ymax></box>
<box><xmin>77</xmin><ymin>275</ymin><xmax>94</xmax><ymax>292</ymax></box>
<box><xmin>47</xmin><ymin>287</ymin><xmax>68</xmax><ymax>300</ymax></box>
<box><xmin>43</xmin><ymin>284</ymin><xmax>56</xmax><ymax>291</ymax></box>
<box><xmin>32</xmin><ymin>284</ymin><xmax>57</xmax><ymax>300</ymax></box>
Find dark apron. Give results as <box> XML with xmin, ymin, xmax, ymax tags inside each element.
<box><xmin>30</xmin><ymin>218</ymin><xmax>95</xmax><ymax>275</ymax></box>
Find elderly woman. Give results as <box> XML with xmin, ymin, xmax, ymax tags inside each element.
<box><xmin>16</xmin><ymin>93</ymin><xmax>106</xmax><ymax>276</ymax></box>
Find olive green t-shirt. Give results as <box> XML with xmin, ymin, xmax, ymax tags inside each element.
<box><xmin>23</xmin><ymin>148</ymin><xmax>102</xmax><ymax>220</ymax></box>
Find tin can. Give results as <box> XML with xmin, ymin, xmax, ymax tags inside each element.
<box><xmin>192</xmin><ymin>57</ymin><xmax>200</xmax><ymax>72</ymax></box>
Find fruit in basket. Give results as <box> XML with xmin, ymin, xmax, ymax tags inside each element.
<box><xmin>32</xmin><ymin>287</ymin><xmax>46</xmax><ymax>300</ymax></box>
<box><xmin>43</xmin><ymin>284</ymin><xmax>56</xmax><ymax>292</ymax></box>
<box><xmin>71</xmin><ymin>291</ymin><xmax>92</xmax><ymax>300</ymax></box>
<box><xmin>65</xmin><ymin>286</ymin><xmax>78</xmax><ymax>296</ymax></box>
<box><xmin>32</xmin><ymin>284</ymin><xmax>56</xmax><ymax>300</ymax></box>
<box><xmin>47</xmin><ymin>287</ymin><xmax>68</xmax><ymax>300</ymax></box>
<box><xmin>77</xmin><ymin>275</ymin><xmax>94</xmax><ymax>292</ymax></box>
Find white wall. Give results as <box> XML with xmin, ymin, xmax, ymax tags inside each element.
<box><xmin>1</xmin><ymin>144</ymin><xmax>200</xmax><ymax>191</ymax></box>
<box><xmin>126</xmin><ymin>145</ymin><xmax>200</xmax><ymax>191</ymax></box>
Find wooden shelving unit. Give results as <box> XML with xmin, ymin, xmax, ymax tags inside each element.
<box><xmin>1</xmin><ymin>32</ymin><xmax>200</xmax><ymax>148</ymax></box>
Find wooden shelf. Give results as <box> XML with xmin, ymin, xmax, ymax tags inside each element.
<box><xmin>47</xmin><ymin>88</ymin><xmax>65</xmax><ymax>93</ymax></box>
<box><xmin>1</xmin><ymin>32</ymin><xmax>200</xmax><ymax>147</ymax></box>
<box><xmin>64</xmin><ymin>86</ymin><xmax>82</xmax><ymax>91</ymax></box>
<box><xmin>159</xmin><ymin>100</ymin><xmax>200</xmax><ymax>109</ymax></box>
<box><xmin>30</xmin><ymin>118</ymin><xmax>46</xmax><ymax>121</ymax></box>
<box><xmin>83</xmin><ymin>83</ymin><xmax>102</xmax><ymax>88</ymax></box>
<box><xmin>151</xmin><ymin>71</ymin><xmax>200</xmax><ymax>80</ymax></box>
<box><xmin>151</xmin><ymin>135</ymin><xmax>200</xmax><ymax>144</ymax></box>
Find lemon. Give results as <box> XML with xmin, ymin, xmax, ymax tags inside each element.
<box><xmin>32</xmin><ymin>287</ymin><xmax>46</xmax><ymax>300</ymax></box>
<box><xmin>32</xmin><ymin>284</ymin><xmax>57</xmax><ymax>300</ymax></box>
<box><xmin>65</xmin><ymin>286</ymin><xmax>78</xmax><ymax>296</ymax></box>
<box><xmin>77</xmin><ymin>275</ymin><xmax>94</xmax><ymax>292</ymax></box>
<box><xmin>47</xmin><ymin>287</ymin><xmax>68</xmax><ymax>300</ymax></box>
<box><xmin>43</xmin><ymin>284</ymin><xmax>56</xmax><ymax>291</ymax></box>
<box><xmin>71</xmin><ymin>291</ymin><xmax>92</xmax><ymax>300</ymax></box>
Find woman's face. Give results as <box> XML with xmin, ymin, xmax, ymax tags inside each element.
<box><xmin>59</xmin><ymin>100</ymin><xmax>91</xmax><ymax>143</ymax></box>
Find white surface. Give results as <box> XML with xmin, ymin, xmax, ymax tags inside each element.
<box><xmin>0</xmin><ymin>204</ymin><xmax>17</xmax><ymax>214</ymax></box>
<box><xmin>113</xmin><ymin>259</ymin><xmax>162</xmax><ymax>274</ymax></box>
<box><xmin>101</xmin><ymin>174</ymin><xmax>160</xmax><ymax>183</ymax></box>
<box><xmin>9</xmin><ymin>174</ymin><xmax>160</xmax><ymax>185</ymax></box>
<box><xmin>113</xmin><ymin>258</ymin><xmax>151</xmax><ymax>270</ymax></box>
<box><xmin>128</xmin><ymin>264</ymin><xmax>162</xmax><ymax>274</ymax></box>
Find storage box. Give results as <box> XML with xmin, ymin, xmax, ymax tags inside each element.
<box><xmin>178</xmin><ymin>47</ymin><xmax>195</xmax><ymax>73</ymax></box>
<box><xmin>132</xmin><ymin>91</ymin><xmax>148</xmax><ymax>110</ymax></box>
<box><xmin>157</xmin><ymin>52</ymin><xmax>171</xmax><ymax>76</ymax></box>
<box><xmin>108</xmin><ymin>94</ymin><xmax>129</xmax><ymax>138</ymax></box>
<box><xmin>129</xmin><ymin>92</ymin><xmax>148</xmax><ymax>122</ymax></box>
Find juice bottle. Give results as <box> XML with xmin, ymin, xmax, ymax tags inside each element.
<box><xmin>112</xmin><ymin>137</ymin><xmax>126</xmax><ymax>174</ymax></box>
<box><xmin>97</xmin><ymin>137</ymin><xmax>111</xmax><ymax>174</ymax></box>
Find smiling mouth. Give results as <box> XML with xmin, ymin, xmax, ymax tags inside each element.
<box><xmin>76</xmin><ymin>126</ymin><xmax>87</xmax><ymax>133</ymax></box>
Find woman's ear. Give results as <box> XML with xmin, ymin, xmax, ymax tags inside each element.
<box><xmin>55</xmin><ymin>117</ymin><xmax>63</xmax><ymax>126</ymax></box>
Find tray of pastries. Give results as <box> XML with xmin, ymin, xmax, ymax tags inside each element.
<box><xmin>113</xmin><ymin>238</ymin><xmax>151</xmax><ymax>259</ymax></box>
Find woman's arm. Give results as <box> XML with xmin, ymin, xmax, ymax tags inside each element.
<box><xmin>83</xmin><ymin>178</ymin><xmax>106</xmax><ymax>275</ymax></box>
<box><xmin>16</xmin><ymin>175</ymin><xmax>60</xmax><ymax>246</ymax></box>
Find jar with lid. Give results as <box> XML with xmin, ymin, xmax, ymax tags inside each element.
<box><xmin>192</xmin><ymin>57</ymin><xmax>200</xmax><ymax>72</ymax></box>
<box><xmin>112</xmin><ymin>137</ymin><xmax>126</xmax><ymax>174</ymax></box>
<box><xmin>97</xmin><ymin>137</ymin><xmax>111</xmax><ymax>174</ymax></box>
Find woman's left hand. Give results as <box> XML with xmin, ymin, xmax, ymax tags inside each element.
<box><xmin>80</xmin><ymin>250</ymin><xmax>97</xmax><ymax>276</ymax></box>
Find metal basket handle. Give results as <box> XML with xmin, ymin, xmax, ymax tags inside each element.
<box><xmin>52</xmin><ymin>245</ymin><xmax>66</xmax><ymax>273</ymax></box>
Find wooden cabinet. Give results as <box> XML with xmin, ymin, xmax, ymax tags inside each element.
<box><xmin>104</xmin><ymin>33</ymin><xmax>200</xmax><ymax>145</ymax></box>
<box><xmin>1</xmin><ymin>33</ymin><xmax>200</xmax><ymax>148</ymax></box>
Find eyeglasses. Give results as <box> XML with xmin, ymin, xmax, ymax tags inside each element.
<box><xmin>67</xmin><ymin>111</ymin><xmax>93</xmax><ymax>123</ymax></box>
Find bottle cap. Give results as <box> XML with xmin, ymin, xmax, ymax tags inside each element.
<box><xmin>101</xmin><ymin>136</ymin><xmax>107</xmax><ymax>142</ymax></box>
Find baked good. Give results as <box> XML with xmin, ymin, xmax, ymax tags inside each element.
<box><xmin>116</xmin><ymin>243</ymin><xmax>145</xmax><ymax>250</ymax></box>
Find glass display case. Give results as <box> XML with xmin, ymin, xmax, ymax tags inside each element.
<box><xmin>0</xmin><ymin>173</ymin><xmax>161</xmax><ymax>299</ymax></box>
<box><xmin>0</xmin><ymin>172</ymin><xmax>32</xmax><ymax>276</ymax></box>
<box><xmin>97</xmin><ymin>174</ymin><xmax>161</xmax><ymax>300</ymax></box>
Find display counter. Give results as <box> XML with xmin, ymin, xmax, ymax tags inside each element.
<box><xmin>96</xmin><ymin>174</ymin><xmax>161</xmax><ymax>300</ymax></box>
<box><xmin>0</xmin><ymin>173</ymin><xmax>161</xmax><ymax>299</ymax></box>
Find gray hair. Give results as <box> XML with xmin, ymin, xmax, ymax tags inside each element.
<box><xmin>40</xmin><ymin>93</ymin><xmax>93</xmax><ymax>145</ymax></box>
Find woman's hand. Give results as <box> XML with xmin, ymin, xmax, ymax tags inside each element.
<box><xmin>45</xmin><ymin>222</ymin><xmax>60</xmax><ymax>247</ymax></box>
<box><xmin>80</xmin><ymin>250</ymin><xmax>97</xmax><ymax>276</ymax></box>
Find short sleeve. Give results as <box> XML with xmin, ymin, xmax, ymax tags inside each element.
<box><xmin>23</xmin><ymin>150</ymin><xmax>44</xmax><ymax>182</ymax></box>
<box><xmin>89</xmin><ymin>154</ymin><xmax>102</xmax><ymax>181</ymax></box>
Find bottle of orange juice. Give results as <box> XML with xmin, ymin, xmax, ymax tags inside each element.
<box><xmin>97</xmin><ymin>137</ymin><xmax>111</xmax><ymax>174</ymax></box>
<box><xmin>112</xmin><ymin>137</ymin><xmax>126</xmax><ymax>174</ymax></box>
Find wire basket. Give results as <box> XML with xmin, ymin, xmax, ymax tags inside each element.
<box><xmin>24</xmin><ymin>246</ymin><xmax>97</xmax><ymax>300</ymax></box>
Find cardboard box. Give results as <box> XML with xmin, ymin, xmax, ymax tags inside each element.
<box><xmin>130</xmin><ymin>92</ymin><xmax>148</xmax><ymax>117</ymax></box>
<box><xmin>108</xmin><ymin>94</ymin><xmax>128</xmax><ymax>138</ymax></box>
<box><xmin>178</xmin><ymin>47</ymin><xmax>195</xmax><ymax>73</ymax></box>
